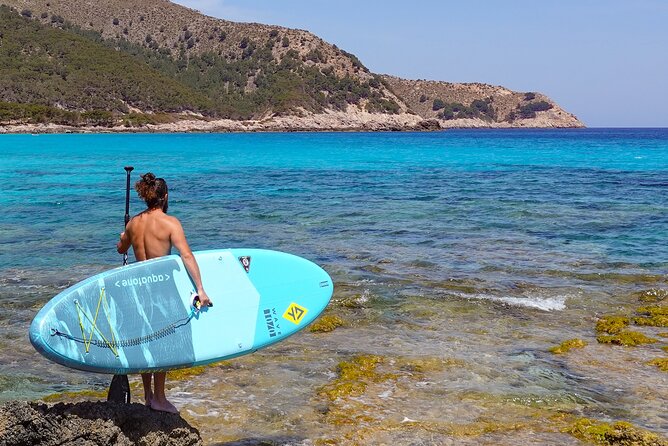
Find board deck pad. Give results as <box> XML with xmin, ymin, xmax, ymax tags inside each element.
<box><xmin>30</xmin><ymin>249</ymin><xmax>333</xmax><ymax>374</ymax></box>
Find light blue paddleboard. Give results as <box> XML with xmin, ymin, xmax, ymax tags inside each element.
<box><xmin>29</xmin><ymin>249</ymin><xmax>333</xmax><ymax>374</ymax></box>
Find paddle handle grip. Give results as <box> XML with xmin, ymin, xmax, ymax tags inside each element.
<box><xmin>122</xmin><ymin>166</ymin><xmax>134</xmax><ymax>266</ymax></box>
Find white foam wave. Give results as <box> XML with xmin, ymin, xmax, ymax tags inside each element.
<box><xmin>465</xmin><ymin>293</ymin><xmax>567</xmax><ymax>311</ymax></box>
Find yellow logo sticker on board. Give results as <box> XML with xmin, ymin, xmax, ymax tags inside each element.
<box><xmin>283</xmin><ymin>302</ymin><xmax>308</xmax><ymax>325</ymax></box>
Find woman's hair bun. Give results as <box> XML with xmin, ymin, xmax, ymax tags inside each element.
<box><xmin>142</xmin><ymin>172</ymin><xmax>156</xmax><ymax>186</ymax></box>
<box><xmin>135</xmin><ymin>172</ymin><xmax>167</xmax><ymax>208</ymax></box>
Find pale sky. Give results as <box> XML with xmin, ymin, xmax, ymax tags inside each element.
<box><xmin>173</xmin><ymin>1</ymin><xmax>668</xmax><ymax>127</ymax></box>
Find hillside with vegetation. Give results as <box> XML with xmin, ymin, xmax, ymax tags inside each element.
<box><xmin>0</xmin><ymin>5</ymin><xmax>216</xmax><ymax>126</ymax></box>
<box><xmin>0</xmin><ymin>0</ymin><xmax>583</xmax><ymax>130</ymax></box>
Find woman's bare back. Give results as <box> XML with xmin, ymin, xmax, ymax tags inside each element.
<box><xmin>126</xmin><ymin>209</ymin><xmax>176</xmax><ymax>261</ymax></box>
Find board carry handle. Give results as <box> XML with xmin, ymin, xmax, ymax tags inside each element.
<box><xmin>108</xmin><ymin>166</ymin><xmax>133</xmax><ymax>405</ymax></box>
<box><xmin>192</xmin><ymin>292</ymin><xmax>213</xmax><ymax>310</ymax></box>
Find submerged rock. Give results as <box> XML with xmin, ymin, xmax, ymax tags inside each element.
<box><xmin>0</xmin><ymin>400</ymin><xmax>202</xmax><ymax>446</ymax></box>
<box><xmin>309</xmin><ymin>314</ymin><xmax>345</xmax><ymax>333</ymax></box>
<box><xmin>318</xmin><ymin>355</ymin><xmax>390</xmax><ymax>401</ymax></box>
<box><xmin>633</xmin><ymin>289</ymin><xmax>668</xmax><ymax>303</ymax></box>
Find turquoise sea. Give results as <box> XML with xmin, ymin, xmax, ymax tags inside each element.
<box><xmin>1</xmin><ymin>129</ymin><xmax>667</xmax><ymax>444</ymax></box>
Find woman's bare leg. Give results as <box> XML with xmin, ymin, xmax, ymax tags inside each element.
<box><xmin>141</xmin><ymin>373</ymin><xmax>153</xmax><ymax>406</ymax></box>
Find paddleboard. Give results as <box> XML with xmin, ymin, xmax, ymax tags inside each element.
<box><xmin>29</xmin><ymin>249</ymin><xmax>333</xmax><ymax>374</ymax></box>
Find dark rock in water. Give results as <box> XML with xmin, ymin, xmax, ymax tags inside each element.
<box><xmin>0</xmin><ymin>400</ymin><xmax>202</xmax><ymax>446</ymax></box>
<box><xmin>414</xmin><ymin>119</ymin><xmax>442</xmax><ymax>131</ymax></box>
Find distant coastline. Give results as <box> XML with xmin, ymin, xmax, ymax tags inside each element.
<box><xmin>0</xmin><ymin>110</ymin><xmax>585</xmax><ymax>135</ymax></box>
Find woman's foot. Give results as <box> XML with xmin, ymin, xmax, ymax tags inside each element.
<box><xmin>150</xmin><ymin>397</ymin><xmax>179</xmax><ymax>414</ymax></box>
<box><xmin>144</xmin><ymin>393</ymin><xmax>153</xmax><ymax>407</ymax></box>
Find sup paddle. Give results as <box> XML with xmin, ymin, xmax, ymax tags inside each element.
<box><xmin>107</xmin><ymin>166</ymin><xmax>133</xmax><ymax>404</ymax></box>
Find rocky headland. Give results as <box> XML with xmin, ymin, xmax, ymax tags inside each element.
<box><xmin>0</xmin><ymin>1</ymin><xmax>584</xmax><ymax>132</ymax></box>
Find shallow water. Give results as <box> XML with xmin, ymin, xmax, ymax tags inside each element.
<box><xmin>1</xmin><ymin>130</ymin><xmax>667</xmax><ymax>444</ymax></box>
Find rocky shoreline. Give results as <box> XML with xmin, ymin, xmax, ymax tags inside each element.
<box><xmin>0</xmin><ymin>400</ymin><xmax>202</xmax><ymax>446</ymax></box>
<box><xmin>0</xmin><ymin>109</ymin><xmax>584</xmax><ymax>135</ymax></box>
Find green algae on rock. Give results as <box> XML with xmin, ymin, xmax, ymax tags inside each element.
<box><xmin>315</xmin><ymin>355</ymin><xmax>392</xmax><ymax>429</ymax></box>
<box><xmin>636</xmin><ymin>306</ymin><xmax>668</xmax><ymax>316</ymax></box>
<box><xmin>315</xmin><ymin>354</ymin><xmax>467</xmax><ymax>432</ymax></box>
<box><xmin>567</xmin><ymin>417</ymin><xmax>668</xmax><ymax>446</ymax></box>
<box><xmin>168</xmin><ymin>365</ymin><xmax>209</xmax><ymax>380</ymax></box>
<box><xmin>595</xmin><ymin>316</ymin><xmax>630</xmax><ymax>334</ymax></box>
<box><xmin>596</xmin><ymin>331</ymin><xmax>658</xmax><ymax>347</ymax></box>
<box><xmin>309</xmin><ymin>315</ymin><xmax>344</xmax><ymax>333</ymax></box>
<box><xmin>634</xmin><ymin>306</ymin><xmax>668</xmax><ymax>328</ymax></box>
<box><xmin>42</xmin><ymin>388</ymin><xmax>109</xmax><ymax>402</ymax></box>
<box><xmin>395</xmin><ymin>357</ymin><xmax>466</xmax><ymax>373</ymax></box>
<box><xmin>647</xmin><ymin>358</ymin><xmax>668</xmax><ymax>372</ymax></box>
<box><xmin>634</xmin><ymin>316</ymin><xmax>668</xmax><ymax>328</ymax></box>
<box><xmin>318</xmin><ymin>355</ymin><xmax>391</xmax><ymax>401</ymax></box>
<box><xmin>337</xmin><ymin>292</ymin><xmax>370</xmax><ymax>309</ymax></box>
<box><xmin>633</xmin><ymin>288</ymin><xmax>668</xmax><ymax>303</ymax></box>
<box><xmin>43</xmin><ymin>379</ymin><xmax>145</xmax><ymax>403</ymax></box>
<box><xmin>549</xmin><ymin>338</ymin><xmax>587</xmax><ymax>354</ymax></box>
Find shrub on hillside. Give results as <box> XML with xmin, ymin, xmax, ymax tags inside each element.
<box><xmin>517</xmin><ymin>100</ymin><xmax>553</xmax><ymax>118</ymax></box>
<box><xmin>471</xmin><ymin>99</ymin><xmax>494</xmax><ymax>118</ymax></box>
<box><xmin>436</xmin><ymin>100</ymin><xmax>495</xmax><ymax>121</ymax></box>
<box><xmin>341</xmin><ymin>50</ymin><xmax>365</xmax><ymax>71</ymax></box>
<box><xmin>367</xmin><ymin>98</ymin><xmax>400</xmax><ymax>114</ymax></box>
<box><xmin>306</xmin><ymin>49</ymin><xmax>325</xmax><ymax>63</ymax></box>
<box><xmin>432</xmin><ymin>99</ymin><xmax>445</xmax><ymax>111</ymax></box>
<box><xmin>242</xmin><ymin>42</ymin><xmax>256</xmax><ymax>59</ymax></box>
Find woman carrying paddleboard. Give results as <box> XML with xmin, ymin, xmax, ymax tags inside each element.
<box><xmin>117</xmin><ymin>172</ymin><xmax>212</xmax><ymax>414</ymax></box>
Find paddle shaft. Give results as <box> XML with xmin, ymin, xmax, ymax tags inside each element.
<box><xmin>109</xmin><ymin>166</ymin><xmax>134</xmax><ymax>404</ymax></box>
<box><xmin>123</xmin><ymin>166</ymin><xmax>133</xmax><ymax>266</ymax></box>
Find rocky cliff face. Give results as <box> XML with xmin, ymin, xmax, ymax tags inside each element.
<box><xmin>382</xmin><ymin>76</ymin><xmax>584</xmax><ymax>128</ymax></box>
<box><xmin>0</xmin><ymin>400</ymin><xmax>202</xmax><ymax>446</ymax></box>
